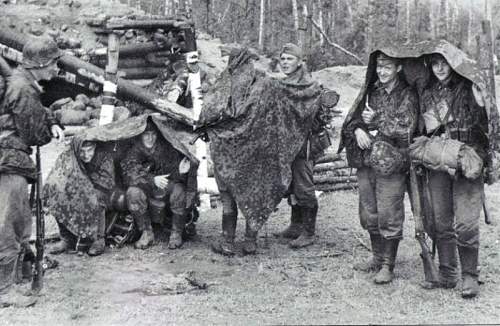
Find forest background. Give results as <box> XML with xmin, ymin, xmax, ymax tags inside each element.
<box><xmin>121</xmin><ymin>0</ymin><xmax>499</xmax><ymax>70</ymax></box>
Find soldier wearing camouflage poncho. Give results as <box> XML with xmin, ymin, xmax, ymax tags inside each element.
<box><xmin>412</xmin><ymin>52</ymin><xmax>489</xmax><ymax>298</ymax></box>
<box><xmin>0</xmin><ymin>37</ymin><xmax>64</xmax><ymax>302</ymax></box>
<box><xmin>341</xmin><ymin>52</ymin><xmax>418</xmax><ymax>284</ymax></box>
<box><xmin>202</xmin><ymin>45</ymin><xmax>334</xmax><ymax>256</ymax></box>
<box><xmin>47</xmin><ymin>138</ymin><xmax>126</xmax><ymax>257</ymax></box>
<box><xmin>274</xmin><ymin>43</ymin><xmax>338</xmax><ymax>249</ymax></box>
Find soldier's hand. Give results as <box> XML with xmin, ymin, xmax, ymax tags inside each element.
<box><xmin>355</xmin><ymin>128</ymin><xmax>372</xmax><ymax>150</ymax></box>
<box><xmin>472</xmin><ymin>83</ymin><xmax>485</xmax><ymax>107</ymax></box>
<box><xmin>361</xmin><ymin>104</ymin><xmax>375</xmax><ymax>124</ymax></box>
<box><xmin>154</xmin><ymin>175</ymin><xmax>170</xmax><ymax>189</ymax></box>
<box><xmin>51</xmin><ymin>125</ymin><xmax>65</xmax><ymax>142</ymax></box>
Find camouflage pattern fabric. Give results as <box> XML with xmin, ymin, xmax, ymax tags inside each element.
<box><xmin>339</xmin><ymin>40</ymin><xmax>500</xmax><ymax>183</ymax></box>
<box><xmin>43</xmin><ymin>114</ymin><xmax>198</xmax><ymax>239</ymax></box>
<box><xmin>201</xmin><ymin>48</ymin><xmax>323</xmax><ymax>232</ymax></box>
<box><xmin>0</xmin><ymin>67</ymin><xmax>57</xmax><ymax>182</ymax></box>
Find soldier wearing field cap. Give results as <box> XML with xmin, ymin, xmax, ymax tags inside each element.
<box><xmin>274</xmin><ymin>43</ymin><xmax>338</xmax><ymax>249</ymax></box>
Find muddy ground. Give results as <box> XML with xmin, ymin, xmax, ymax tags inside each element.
<box><xmin>0</xmin><ymin>139</ymin><xmax>499</xmax><ymax>325</ymax></box>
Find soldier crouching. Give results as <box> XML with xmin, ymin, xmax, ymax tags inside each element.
<box><xmin>122</xmin><ymin>122</ymin><xmax>197</xmax><ymax>250</ymax></box>
<box><xmin>49</xmin><ymin>139</ymin><xmax>125</xmax><ymax>256</ymax></box>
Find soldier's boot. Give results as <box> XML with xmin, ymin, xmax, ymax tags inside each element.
<box><xmin>168</xmin><ymin>214</ymin><xmax>185</xmax><ymax>250</ymax></box>
<box><xmin>274</xmin><ymin>205</ymin><xmax>303</xmax><ymax>239</ymax></box>
<box><xmin>421</xmin><ymin>239</ymin><xmax>458</xmax><ymax>290</ymax></box>
<box><xmin>211</xmin><ymin>213</ymin><xmax>237</xmax><ymax>256</ymax></box>
<box><xmin>354</xmin><ymin>233</ymin><xmax>384</xmax><ymax>272</ymax></box>
<box><xmin>374</xmin><ymin>239</ymin><xmax>399</xmax><ymax>284</ymax></box>
<box><xmin>0</xmin><ymin>259</ymin><xmax>16</xmax><ymax>294</ymax></box>
<box><xmin>49</xmin><ymin>224</ymin><xmax>74</xmax><ymax>255</ymax></box>
<box><xmin>88</xmin><ymin>215</ymin><xmax>106</xmax><ymax>256</ymax></box>
<box><xmin>242</xmin><ymin>221</ymin><xmax>258</xmax><ymax>255</ymax></box>
<box><xmin>289</xmin><ymin>205</ymin><xmax>318</xmax><ymax>249</ymax></box>
<box><xmin>134</xmin><ymin>213</ymin><xmax>154</xmax><ymax>250</ymax></box>
<box><xmin>458</xmin><ymin>245</ymin><xmax>480</xmax><ymax>299</ymax></box>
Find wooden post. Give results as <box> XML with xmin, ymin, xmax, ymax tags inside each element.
<box><xmin>100</xmin><ymin>32</ymin><xmax>120</xmax><ymax>126</ymax></box>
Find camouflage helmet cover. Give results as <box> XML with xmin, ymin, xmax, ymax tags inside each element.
<box><xmin>22</xmin><ymin>36</ymin><xmax>62</xmax><ymax>68</ymax></box>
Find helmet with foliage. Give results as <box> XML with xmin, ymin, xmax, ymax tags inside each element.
<box><xmin>22</xmin><ymin>36</ymin><xmax>62</xmax><ymax>69</ymax></box>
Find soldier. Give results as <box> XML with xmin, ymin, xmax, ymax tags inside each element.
<box><xmin>344</xmin><ymin>52</ymin><xmax>418</xmax><ymax>284</ymax></box>
<box><xmin>274</xmin><ymin>43</ymin><xmax>336</xmax><ymax>249</ymax></box>
<box><xmin>122</xmin><ymin>122</ymin><xmax>197</xmax><ymax>250</ymax></box>
<box><xmin>48</xmin><ymin>139</ymin><xmax>125</xmax><ymax>256</ymax></box>
<box><xmin>0</xmin><ymin>37</ymin><xmax>64</xmax><ymax>301</ymax></box>
<box><xmin>417</xmin><ymin>53</ymin><xmax>488</xmax><ymax>298</ymax></box>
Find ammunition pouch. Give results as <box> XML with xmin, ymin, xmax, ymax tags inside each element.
<box><xmin>310</xmin><ymin>129</ymin><xmax>332</xmax><ymax>161</ymax></box>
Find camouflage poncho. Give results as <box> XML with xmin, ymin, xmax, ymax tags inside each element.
<box><xmin>43</xmin><ymin>114</ymin><xmax>198</xmax><ymax>239</ymax></box>
<box><xmin>200</xmin><ymin>48</ymin><xmax>324</xmax><ymax>231</ymax></box>
<box><xmin>339</xmin><ymin>40</ymin><xmax>500</xmax><ymax>184</ymax></box>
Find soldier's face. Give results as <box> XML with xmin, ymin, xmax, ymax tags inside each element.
<box><xmin>141</xmin><ymin>130</ymin><xmax>157</xmax><ymax>149</ymax></box>
<box><xmin>376</xmin><ymin>60</ymin><xmax>400</xmax><ymax>84</ymax></box>
<box><xmin>431</xmin><ymin>56</ymin><xmax>452</xmax><ymax>82</ymax></box>
<box><xmin>42</xmin><ymin>61</ymin><xmax>60</xmax><ymax>81</ymax></box>
<box><xmin>280</xmin><ymin>53</ymin><xmax>301</xmax><ymax>75</ymax></box>
<box><xmin>79</xmin><ymin>143</ymin><xmax>96</xmax><ymax>163</ymax></box>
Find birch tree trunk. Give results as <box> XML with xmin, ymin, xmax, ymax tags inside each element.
<box><xmin>467</xmin><ymin>0</ymin><xmax>473</xmax><ymax>49</ymax></box>
<box><xmin>258</xmin><ymin>0</ymin><xmax>265</xmax><ymax>51</ymax></box>
<box><xmin>318</xmin><ymin>1</ymin><xmax>324</xmax><ymax>46</ymax></box>
<box><xmin>292</xmin><ymin>0</ymin><xmax>300</xmax><ymax>41</ymax></box>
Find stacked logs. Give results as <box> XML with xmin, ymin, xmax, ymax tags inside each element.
<box><xmin>313</xmin><ymin>152</ymin><xmax>357</xmax><ymax>192</ymax></box>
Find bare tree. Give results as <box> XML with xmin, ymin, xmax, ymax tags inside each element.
<box><xmin>292</xmin><ymin>0</ymin><xmax>300</xmax><ymax>41</ymax></box>
<box><xmin>258</xmin><ymin>0</ymin><xmax>265</xmax><ymax>51</ymax></box>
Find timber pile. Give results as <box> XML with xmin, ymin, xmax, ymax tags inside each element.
<box><xmin>313</xmin><ymin>151</ymin><xmax>357</xmax><ymax>192</ymax></box>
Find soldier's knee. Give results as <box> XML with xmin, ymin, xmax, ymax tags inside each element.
<box><xmin>126</xmin><ymin>187</ymin><xmax>148</xmax><ymax>213</ymax></box>
<box><xmin>456</xmin><ymin>223</ymin><xmax>479</xmax><ymax>248</ymax></box>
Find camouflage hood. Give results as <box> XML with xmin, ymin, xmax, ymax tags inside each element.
<box><xmin>340</xmin><ymin>39</ymin><xmax>500</xmax><ymax>183</ymax></box>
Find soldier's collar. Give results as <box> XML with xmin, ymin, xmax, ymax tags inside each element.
<box><xmin>18</xmin><ymin>67</ymin><xmax>44</xmax><ymax>93</ymax></box>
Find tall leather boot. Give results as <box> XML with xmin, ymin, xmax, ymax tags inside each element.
<box><xmin>49</xmin><ymin>223</ymin><xmax>75</xmax><ymax>255</ymax></box>
<box><xmin>88</xmin><ymin>215</ymin><xmax>106</xmax><ymax>256</ymax></box>
<box><xmin>274</xmin><ymin>205</ymin><xmax>303</xmax><ymax>239</ymax></box>
<box><xmin>289</xmin><ymin>205</ymin><xmax>318</xmax><ymax>249</ymax></box>
<box><xmin>0</xmin><ymin>259</ymin><xmax>16</xmax><ymax>293</ymax></box>
<box><xmin>168</xmin><ymin>213</ymin><xmax>185</xmax><ymax>249</ymax></box>
<box><xmin>211</xmin><ymin>213</ymin><xmax>237</xmax><ymax>256</ymax></box>
<box><xmin>134</xmin><ymin>213</ymin><xmax>154</xmax><ymax>250</ymax></box>
<box><xmin>354</xmin><ymin>233</ymin><xmax>384</xmax><ymax>272</ymax></box>
<box><xmin>0</xmin><ymin>259</ymin><xmax>37</xmax><ymax>308</ymax></box>
<box><xmin>458</xmin><ymin>245</ymin><xmax>479</xmax><ymax>299</ymax></box>
<box><xmin>374</xmin><ymin>239</ymin><xmax>399</xmax><ymax>284</ymax></box>
<box><xmin>421</xmin><ymin>238</ymin><xmax>458</xmax><ymax>289</ymax></box>
<box><xmin>242</xmin><ymin>220</ymin><xmax>258</xmax><ymax>255</ymax></box>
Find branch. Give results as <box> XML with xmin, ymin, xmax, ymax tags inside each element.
<box><xmin>309</xmin><ymin>17</ymin><xmax>364</xmax><ymax>65</ymax></box>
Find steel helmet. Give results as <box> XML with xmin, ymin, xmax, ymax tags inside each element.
<box><xmin>22</xmin><ymin>36</ymin><xmax>62</xmax><ymax>69</ymax></box>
